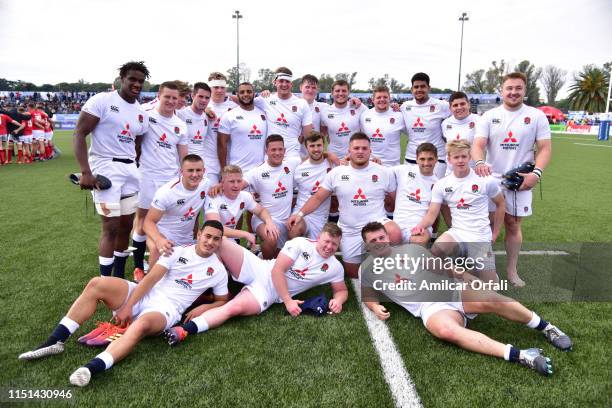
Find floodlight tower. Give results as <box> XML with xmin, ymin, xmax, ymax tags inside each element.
<box><xmin>457</xmin><ymin>12</ymin><xmax>469</xmax><ymax>91</ymax></box>
<box><xmin>232</xmin><ymin>10</ymin><xmax>243</xmax><ymax>90</ymax></box>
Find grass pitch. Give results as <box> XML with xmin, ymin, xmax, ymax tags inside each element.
<box><xmin>0</xmin><ymin>131</ymin><xmax>610</xmax><ymax>407</ymax></box>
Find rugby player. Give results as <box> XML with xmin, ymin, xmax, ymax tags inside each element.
<box><xmin>73</xmin><ymin>61</ymin><xmax>150</xmax><ymax>277</ymax></box>
<box><xmin>288</xmin><ymin>132</ymin><xmax>402</xmax><ymax>279</ymax></box>
<box><xmin>176</xmin><ymin>82</ymin><xmax>212</xmax><ymax>172</ymax></box>
<box><xmin>472</xmin><ymin>72</ymin><xmax>552</xmax><ymax>287</ymax></box>
<box><xmin>413</xmin><ymin>140</ymin><xmax>505</xmax><ymax>283</ymax></box>
<box><xmin>132</xmin><ymin>81</ymin><xmax>189</xmax><ymax>281</ymax></box>
<box><xmin>442</xmin><ymin>91</ymin><xmax>480</xmax><ymax>173</ymax></box>
<box><xmin>162</xmin><ymin>223</ymin><xmax>347</xmax><ymax>345</ymax></box>
<box><xmin>17</xmin><ymin>106</ymin><xmax>33</xmax><ymax>163</ymax></box>
<box><xmin>18</xmin><ymin>221</ymin><xmax>230</xmax><ymax>387</ymax></box>
<box><xmin>27</xmin><ymin>103</ymin><xmax>47</xmax><ymax>161</ymax></box>
<box><xmin>143</xmin><ymin>154</ymin><xmax>211</xmax><ymax>268</ymax></box>
<box><xmin>360</xmin><ymin>221</ymin><xmax>572</xmax><ymax>376</ymax></box>
<box><xmin>0</xmin><ymin>112</ymin><xmax>23</xmax><ymax>164</ymax></box>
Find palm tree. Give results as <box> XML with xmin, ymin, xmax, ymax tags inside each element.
<box><xmin>567</xmin><ymin>65</ymin><xmax>609</xmax><ymax>113</ymax></box>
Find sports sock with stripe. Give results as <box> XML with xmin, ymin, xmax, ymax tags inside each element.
<box><xmin>132</xmin><ymin>233</ymin><xmax>147</xmax><ymax>270</ymax></box>
<box><xmin>39</xmin><ymin>317</ymin><xmax>80</xmax><ymax>348</ymax></box>
<box><xmin>113</xmin><ymin>251</ymin><xmax>130</xmax><ymax>279</ymax></box>
<box><xmin>99</xmin><ymin>256</ymin><xmax>114</xmax><ymax>277</ymax></box>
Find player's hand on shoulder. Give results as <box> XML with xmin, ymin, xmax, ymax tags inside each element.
<box><xmin>350</xmin><ymin>97</ymin><xmax>362</xmax><ymax>108</ymax></box>
<box><xmin>390</xmin><ymin>102</ymin><xmax>400</xmax><ymax>112</ymax></box>
<box><xmin>157</xmin><ymin>238</ymin><xmax>174</xmax><ymax>256</ymax></box>
<box><xmin>328</xmin><ymin>299</ymin><xmax>343</xmax><ymax>314</ymax></box>
<box><xmin>371</xmin><ymin>156</ymin><xmax>382</xmax><ymax>165</ymax></box>
<box><xmin>372</xmin><ymin>304</ymin><xmax>390</xmax><ymax>321</ymax></box>
<box><xmin>340</xmin><ymin>156</ymin><xmax>350</xmax><ymax>166</ymax></box>
<box><xmin>518</xmin><ymin>172</ymin><xmax>539</xmax><ymax>190</ymax></box>
<box><xmin>259</xmin><ymin>90</ymin><xmax>271</xmax><ymax>98</ymax></box>
<box><xmin>208</xmin><ymin>183</ymin><xmax>222</xmax><ymax>198</ymax></box>
<box><xmin>285</xmin><ymin>298</ymin><xmax>304</xmax><ymax>317</ymax></box>
<box><xmin>205</xmin><ymin>107</ymin><xmax>216</xmax><ymax>120</ymax></box>
<box><xmin>474</xmin><ymin>162</ymin><xmax>491</xmax><ymax>177</ymax></box>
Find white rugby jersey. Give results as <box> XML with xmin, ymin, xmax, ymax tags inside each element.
<box><xmin>307</xmin><ymin>100</ymin><xmax>325</xmax><ymax>132</ymax></box>
<box><xmin>294</xmin><ymin>159</ymin><xmax>333</xmax><ymax>222</ymax></box>
<box><xmin>431</xmin><ymin>169</ymin><xmax>501</xmax><ymax>237</ymax></box>
<box><xmin>244</xmin><ymin>161</ymin><xmax>294</xmax><ymax>223</ymax></box>
<box><xmin>139</xmin><ymin>110</ymin><xmax>188</xmax><ymax>179</ymax></box>
<box><xmin>442</xmin><ymin>113</ymin><xmax>480</xmax><ymax>172</ymax></box>
<box><xmin>392</xmin><ymin>164</ymin><xmax>438</xmax><ymax>229</ymax></box>
<box><xmin>320</xmin><ymin>162</ymin><xmax>395</xmax><ymax>233</ymax></box>
<box><xmin>206</xmin><ymin>190</ymin><xmax>258</xmax><ymax>229</ymax></box>
<box><xmin>474</xmin><ymin>104</ymin><xmax>550</xmax><ymax>176</ymax></box>
<box><xmin>277</xmin><ymin>237</ymin><xmax>344</xmax><ymax>301</ymax></box>
<box><xmin>176</xmin><ymin>107</ymin><xmax>210</xmax><ymax>166</ymax></box>
<box><xmin>218</xmin><ymin>106</ymin><xmax>267</xmax><ymax>172</ymax></box>
<box><xmin>360</xmin><ymin>108</ymin><xmax>406</xmax><ymax>166</ymax></box>
<box><xmin>155</xmin><ymin>245</ymin><xmax>228</xmax><ymax>313</ymax></box>
<box><xmin>254</xmin><ymin>94</ymin><xmax>312</xmax><ymax>157</ymax></box>
<box><xmin>400</xmin><ymin>98</ymin><xmax>451</xmax><ymax>161</ymax></box>
<box><xmin>81</xmin><ymin>91</ymin><xmax>148</xmax><ymax>161</ymax></box>
<box><xmin>151</xmin><ymin>177</ymin><xmax>211</xmax><ymax>244</ymax></box>
<box><xmin>320</xmin><ymin>103</ymin><xmax>367</xmax><ymax>157</ymax></box>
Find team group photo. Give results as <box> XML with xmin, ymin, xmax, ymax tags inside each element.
<box><xmin>1</xmin><ymin>0</ymin><xmax>610</xmax><ymax>407</ymax></box>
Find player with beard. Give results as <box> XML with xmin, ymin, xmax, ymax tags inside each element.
<box><xmin>289</xmin><ymin>132</ymin><xmax>334</xmax><ymax>240</ymax></box>
<box><xmin>217</xmin><ymin>82</ymin><xmax>267</xmax><ymax>172</ymax></box>
<box><xmin>74</xmin><ymin>61</ymin><xmax>150</xmax><ymax>278</ymax></box>
<box><xmin>288</xmin><ymin>133</ymin><xmax>402</xmax><ymax>279</ymax></box>
<box><xmin>472</xmin><ymin>72</ymin><xmax>552</xmax><ymax>287</ymax></box>
<box><xmin>176</xmin><ymin>83</ymin><xmax>212</xmax><ymax>174</ymax></box>
<box><xmin>400</xmin><ymin>72</ymin><xmax>451</xmax><ymax>178</ymax></box>
<box><xmin>131</xmin><ymin>82</ymin><xmax>189</xmax><ymax>282</ymax></box>
<box><xmin>161</xmin><ymin>223</ymin><xmax>347</xmax><ymax>346</ymax></box>
<box><xmin>254</xmin><ymin>67</ymin><xmax>312</xmax><ymax>165</ymax></box>
<box><xmin>205</xmin><ymin>165</ymin><xmax>278</xmax><ymax>249</ymax></box>
<box><xmin>442</xmin><ymin>91</ymin><xmax>480</xmax><ymax>173</ymax></box>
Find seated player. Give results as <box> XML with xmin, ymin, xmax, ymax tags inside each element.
<box><xmin>205</xmin><ymin>164</ymin><xmax>279</xmax><ymax>249</ymax></box>
<box><xmin>162</xmin><ymin>222</ymin><xmax>348</xmax><ymax>345</ymax></box>
<box><xmin>18</xmin><ymin>221</ymin><xmax>230</xmax><ymax>387</ymax></box>
<box><xmin>143</xmin><ymin>154</ymin><xmax>211</xmax><ymax>269</ymax></box>
<box><xmin>360</xmin><ymin>221</ymin><xmax>572</xmax><ymax>376</ymax></box>
<box><xmin>413</xmin><ymin>140</ymin><xmax>505</xmax><ymax>283</ymax></box>
<box><xmin>289</xmin><ymin>132</ymin><xmax>334</xmax><ymax>240</ymax></box>
<box><xmin>391</xmin><ymin>142</ymin><xmax>439</xmax><ymax>246</ymax></box>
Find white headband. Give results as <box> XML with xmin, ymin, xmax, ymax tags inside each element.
<box><xmin>209</xmin><ymin>80</ymin><xmax>227</xmax><ymax>87</ymax></box>
<box><xmin>275</xmin><ymin>73</ymin><xmax>293</xmax><ymax>82</ymax></box>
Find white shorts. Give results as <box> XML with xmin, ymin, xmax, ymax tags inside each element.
<box><xmin>488</xmin><ymin>186</ymin><xmax>533</xmax><ymax>217</ymax></box>
<box><xmin>232</xmin><ymin>247</ymin><xmax>276</xmax><ymax>313</ymax></box>
<box><xmin>90</xmin><ymin>158</ymin><xmax>140</xmax><ymax>212</ymax></box>
<box><xmin>443</xmin><ymin>228</ymin><xmax>496</xmax><ymax>273</ymax></box>
<box><xmin>396</xmin><ymin>217</ymin><xmax>432</xmax><ymax>243</ymax></box>
<box><xmin>22</xmin><ymin>135</ymin><xmax>33</xmax><ymax>144</ymax></box>
<box><xmin>293</xmin><ymin>211</ymin><xmax>326</xmax><ymax>240</ymax></box>
<box><xmin>138</xmin><ymin>177</ymin><xmax>170</xmax><ymax>209</ymax></box>
<box><xmin>0</xmin><ymin>134</ymin><xmax>7</xmax><ymax>142</ymax></box>
<box><xmin>44</xmin><ymin>131</ymin><xmax>53</xmax><ymax>141</ymax></box>
<box><xmin>118</xmin><ymin>281</ymin><xmax>182</xmax><ymax>330</ymax></box>
<box><xmin>419</xmin><ymin>300</ymin><xmax>477</xmax><ymax>327</ymax></box>
<box><xmin>251</xmin><ymin>216</ymin><xmax>289</xmax><ymax>249</ymax></box>
<box><xmin>32</xmin><ymin>130</ymin><xmax>44</xmax><ymax>140</ymax></box>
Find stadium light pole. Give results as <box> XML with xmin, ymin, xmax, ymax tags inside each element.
<box><xmin>457</xmin><ymin>12</ymin><xmax>469</xmax><ymax>91</ymax></box>
<box><xmin>232</xmin><ymin>10</ymin><xmax>243</xmax><ymax>91</ymax></box>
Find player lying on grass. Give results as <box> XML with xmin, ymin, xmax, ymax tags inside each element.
<box><xmin>162</xmin><ymin>222</ymin><xmax>348</xmax><ymax>345</ymax></box>
<box><xmin>360</xmin><ymin>221</ymin><xmax>572</xmax><ymax>376</ymax></box>
<box><xmin>18</xmin><ymin>220</ymin><xmax>229</xmax><ymax>387</ymax></box>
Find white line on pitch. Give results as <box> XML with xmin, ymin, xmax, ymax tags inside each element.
<box><xmin>573</xmin><ymin>143</ymin><xmax>612</xmax><ymax>148</ymax></box>
<box><xmin>493</xmin><ymin>250</ymin><xmax>569</xmax><ymax>256</ymax></box>
<box><xmin>351</xmin><ymin>279</ymin><xmax>422</xmax><ymax>408</ymax></box>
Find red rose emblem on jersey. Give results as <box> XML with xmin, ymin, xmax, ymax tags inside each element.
<box><xmin>284</xmin><ymin>166</ymin><xmax>290</xmax><ymax>174</ymax></box>
<box><xmin>138</xmin><ymin>114</ymin><xmax>144</xmax><ymax>123</ymax></box>
<box><xmin>207</xmin><ymin>267</ymin><xmax>214</xmax><ymax>276</ymax></box>
<box><xmin>260</xmin><ymin>114</ymin><xmax>266</xmax><ymax>121</ymax></box>
<box><xmin>321</xmin><ymin>263</ymin><xmax>329</xmax><ymax>271</ymax></box>
<box><xmin>524</xmin><ymin>117</ymin><xmax>531</xmax><ymax>124</ymax></box>
<box><xmin>472</xmin><ymin>184</ymin><xmax>479</xmax><ymax>193</ymax></box>
<box><xmin>292</xmin><ymin>105</ymin><xmax>297</xmax><ymax>112</ymax></box>
<box><xmin>469</xmin><ymin>121</ymin><xmax>475</xmax><ymax>129</ymax></box>
<box><xmin>390</xmin><ymin>117</ymin><xmax>395</xmax><ymax>124</ymax></box>
<box><xmin>429</xmin><ymin>105</ymin><xmax>435</xmax><ymax>112</ymax></box>
<box><xmin>200</xmin><ymin>191</ymin><xmax>206</xmax><ymax>199</ymax></box>
<box><xmin>372</xmin><ymin>174</ymin><xmax>379</xmax><ymax>183</ymax></box>
<box><xmin>174</xmin><ymin>126</ymin><xmax>180</xmax><ymax>134</ymax></box>
<box><xmin>315</xmin><ymin>106</ymin><xmax>320</xmax><ymax>113</ymax></box>
<box><xmin>350</xmin><ymin>109</ymin><xmax>356</xmax><ymax>116</ymax></box>
<box><xmin>239</xmin><ymin>201</ymin><xmax>245</xmax><ymax>209</ymax></box>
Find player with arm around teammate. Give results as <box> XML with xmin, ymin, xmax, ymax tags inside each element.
<box><xmin>18</xmin><ymin>221</ymin><xmax>230</xmax><ymax>387</ymax></box>
<box><xmin>162</xmin><ymin>222</ymin><xmax>348</xmax><ymax>345</ymax></box>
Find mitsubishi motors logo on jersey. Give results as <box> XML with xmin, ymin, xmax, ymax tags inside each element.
<box><xmin>275</xmin><ymin>113</ymin><xmax>289</xmax><ymax>128</ymax></box>
<box><xmin>157</xmin><ymin>133</ymin><xmax>172</xmax><ymax>149</ymax></box>
<box><xmin>181</xmin><ymin>206</ymin><xmax>196</xmax><ymax>221</ymax></box>
<box><xmin>273</xmin><ymin>181</ymin><xmax>288</xmax><ymax>199</ymax></box>
<box><xmin>337</xmin><ymin>122</ymin><xmax>351</xmax><ymax>138</ymax></box>
<box><xmin>175</xmin><ymin>273</ymin><xmax>193</xmax><ymax>289</ymax></box>
<box><xmin>289</xmin><ymin>267</ymin><xmax>308</xmax><ymax>280</ymax></box>
<box><xmin>192</xmin><ymin>130</ymin><xmax>203</xmax><ymax>144</ymax></box>
<box><xmin>117</xmin><ymin>123</ymin><xmax>133</xmax><ymax>143</ymax></box>
<box><xmin>249</xmin><ymin>124</ymin><xmax>263</xmax><ymax>139</ymax></box>
<box><xmin>371</xmin><ymin>128</ymin><xmax>384</xmax><ymax>141</ymax></box>
<box><xmin>351</xmin><ymin>188</ymin><xmax>368</xmax><ymax>206</ymax></box>
<box><xmin>408</xmin><ymin>188</ymin><xmax>421</xmax><ymax>203</ymax></box>
<box><xmin>501</xmin><ymin>131</ymin><xmax>519</xmax><ymax>150</ymax></box>
<box><xmin>412</xmin><ymin>117</ymin><xmax>426</xmax><ymax>132</ymax></box>
<box><xmin>456</xmin><ymin>198</ymin><xmax>471</xmax><ymax>210</ymax></box>
<box><xmin>225</xmin><ymin>217</ymin><xmax>236</xmax><ymax>227</ymax></box>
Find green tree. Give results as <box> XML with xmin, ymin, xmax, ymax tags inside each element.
<box><xmin>252</xmin><ymin>68</ymin><xmax>275</xmax><ymax>92</ymax></box>
<box><xmin>541</xmin><ymin>65</ymin><xmax>567</xmax><ymax>105</ymax></box>
<box><xmin>485</xmin><ymin>59</ymin><xmax>507</xmax><ymax>93</ymax></box>
<box><xmin>514</xmin><ymin>60</ymin><xmax>542</xmax><ymax>106</ymax></box>
<box><xmin>567</xmin><ymin>65</ymin><xmax>610</xmax><ymax>113</ymax></box>
<box><xmin>463</xmin><ymin>69</ymin><xmax>487</xmax><ymax>93</ymax></box>
<box><xmin>318</xmin><ymin>74</ymin><xmax>334</xmax><ymax>92</ymax></box>
<box><xmin>334</xmin><ymin>72</ymin><xmax>358</xmax><ymax>89</ymax></box>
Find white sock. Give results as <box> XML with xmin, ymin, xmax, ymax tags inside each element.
<box><xmin>526</xmin><ymin>311</ymin><xmax>541</xmax><ymax>329</ymax></box>
<box><xmin>113</xmin><ymin>251</ymin><xmax>129</xmax><ymax>258</ymax></box>
<box><xmin>98</xmin><ymin>256</ymin><xmax>113</xmax><ymax>266</ymax></box>
<box><xmin>59</xmin><ymin>316</ymin><xmax>80</xmax><ymax>334</ymax></box>
<box><xmin>96</xmin><ymin>351</ymin><xmax>114</xmax><ymax>370</ymax></box>
<box><xmin>132</xmin><ymin>232</ymin><xmax>147</xmax><ymax>242</ymax></box>
<box><xmin>192</xmin><ymin>316</ymin><xmax>210</xmax><ymax>333</ymax></box>
<box><xmin>503</xmin><ymin>344</ymin><xmax>512</xmax><ymax>361</ymax></box>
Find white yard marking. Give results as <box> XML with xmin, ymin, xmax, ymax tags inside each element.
<box><xmin>493</xmin><ymin>250</ymin><xmax>569</xmax><ymax>256</ymax></box>
<box><xmin>573</xmin><ymin>143</ymin><xmax>612</xmax><ymax>148</ymax></box>
<box><xmin>352</xmin><ymin>279</ymin><xmax>422</xmax><ymax>408</ymax></box>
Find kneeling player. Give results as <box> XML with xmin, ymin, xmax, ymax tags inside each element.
<box><xmin>360</xmin><ymin>222</ymin><xmax>572</xmax><ymax>376</ymax></box>
<box><xmin>162</xmin><ymin>222</ymin><xmax>348</xmax><ymax>345</ymax></box>
<box><xmin>413</xmin><ymin>140</ymin><xmax>504</xmax><ymax>282</ymax></box>
<box><xmin>18</xmin><ymin>221</ymin><xmax>229</xmax><ymax>387</ymax></box>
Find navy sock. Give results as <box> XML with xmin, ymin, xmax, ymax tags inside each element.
<box><xmin>113</xmin><ymin>252</ymin><xmax>129</xmax><ymax>279</ymax></box>
<box><xmin>39</xmin><ymin>324</ymin><xmax>70</xmax><ymax>348</ymax></box>
<box><xmin>99</xmin><ymin>263</ymin><xmax>113</xmax><ymax>276</ymax></box>
<box><xmin>536</xmin><ymin>318</ymin><xmax>549</xmax><ymax>331</ymax></box>
<box><xmin>182</xmin><ymin>321</ymin><xmax>198</xmax><ymax>335</ymax></box>
<box><xmin>84</xmin><ymin>358</ymin><xmax>106</xmax><ymax>375</ymax></box>
<box><xmin>132</xmin><ymin>240</ymin><xmax>146</xmax><ymax>269</ymax></box>
<box><xmin>327</xmin><ymin>214</ymin><xmax>339</xmax><ymax>223</ymax></box>
<box><xmin>509</xmin><ymin>346</ymin><xmax>520</xmax><ymax>362</ymax></box>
